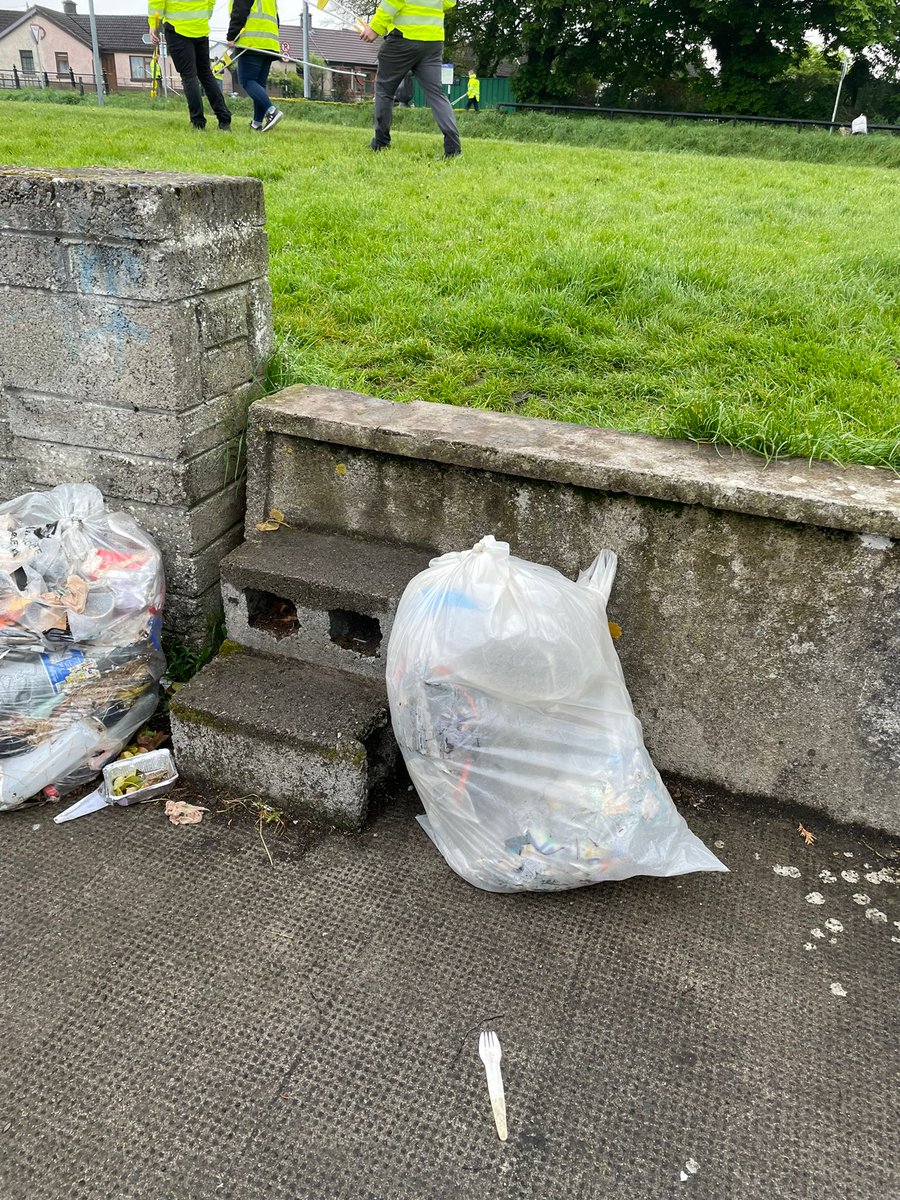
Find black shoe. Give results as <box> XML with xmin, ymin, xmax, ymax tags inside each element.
<box><xmin>443</xmin><ymin>149</ymin><xmax>462</xmax><ymax>158</ymax></box>
<box><xmin>218</xmin><ymin>122</ymin><xmax>232</xmax><ymax>132</ymax></box>
<box><xmin>370</xmin><ymin>139</ymin><xmax>390</xmax><ymax>152</ymax></box>
<box><xmin>261</xmin><ymin>107</ymin><xmax>284</xmax><ymax>133</ymax></box>
<box><xmin>191</xmin><ymin>122</ymin><xmax>206</xmax><ymax>131</ymax></box>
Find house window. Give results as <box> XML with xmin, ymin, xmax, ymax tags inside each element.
<box><xmin>130</xmin><ymin>55</ymin><xmax>153</xmax><ymax>82</ymax></box>
<box><xmin>55</xmin><ymin>52</ymin><xmax>69</xmax><ymax>76</ymax></box>
<box><xmin>19</xmin><ymin>50</ymin><xmax>35</xmax><ymax>74</ymax></box>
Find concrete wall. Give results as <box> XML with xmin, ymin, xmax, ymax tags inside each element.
<box><xmin>0</xmin><ymin>166</ymin><xmax>272</xmax><ymax>641</ymax></box>
<box><xmin>246</xmin><ymin>386</ymin><xmax>900</xmax><ymax>834</ymax></box>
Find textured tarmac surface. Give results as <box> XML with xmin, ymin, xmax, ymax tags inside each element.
<box><xmin>1</xmin><ymin>785</ymin><xmax>897</xmax><ymax>1200</ymax></box>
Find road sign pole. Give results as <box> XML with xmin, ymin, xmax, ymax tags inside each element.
<box><xmin>160</xmin><ymin>31</ymin><xmax>168</xmax><ymax>98</ymax></box>
<box><xmin>302</xmin><ymin>1</ymin><xmax>310</xmax><ymax>99</ymax></box>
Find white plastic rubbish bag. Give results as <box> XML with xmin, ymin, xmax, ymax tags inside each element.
<box><xmin>0</xmin><ymin>483</ymin><xmax>165</xmax><ymax>811</ymax></box>
<box><xmin>386</xmin><ymin>536</ymin><xmax>726</xmax><ymax>893</ymax></box>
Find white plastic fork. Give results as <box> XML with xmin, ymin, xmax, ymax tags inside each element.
<box><xmin>478</xmin><ymin>1030</ymin><xmax>508</xmax><ymax>1141</ymax></box>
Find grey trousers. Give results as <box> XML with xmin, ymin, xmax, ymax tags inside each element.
<box><xmin>373</xmin><ymin>33</ymin><xmax>461</xmax><ymax>155</ymax></box>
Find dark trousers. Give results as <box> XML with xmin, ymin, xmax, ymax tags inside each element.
<box><xmin>374</xmin><ymin>33</ymin><xmax>460</xmax><ymax>155</ymax></box>
<box><xmin>164</xmin><ymin>24</ymin><xmax>231</xmax><ymax>128</ymax></box>
<box><xmin>465</xmin><ymin>96</ymin><xmax>479</xmax><ymax>112</ymax></box>
<box><xmin>237</xmin><ymin>50</ymin><xmax>273</xmax><ymax>124</ymax></box>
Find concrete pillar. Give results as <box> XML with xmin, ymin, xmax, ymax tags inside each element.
<box><xmin>0</xmin><ymin>166</ymin><xmax>273</xmax><ymax>643</ymax></box>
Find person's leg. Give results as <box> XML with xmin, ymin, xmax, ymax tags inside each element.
<box><xmin>372</xmin><ymin>32</ymin><xmax>415</xmax><ymax>149</ymax></box>
<box><xmin>257</xmin><ymin>55</ymin><xmax>272</xmax><ymax>108</ymax></box>
<box><xmin>413</xmin><ymin>42</ymin><xmax>461</xmax><ymax>155</ymax></box>
<box><xmin>254</xmin><ymin>56</ymin><xmax>283</xmax><ymax>129</ymax></box>
<box><xmin>192</xmin><ymin>35</ymin><xmax>231</xmax><ymax>126</ymax></box>
<box><xmin>164</xmin><ymin>23</ymin><xmax>205</xmax><ymax>127</ymax></box>
<box><xmin>473</xmin><ymin>98</ymin><xmax>479</xmax><ymax>112</ymax></box>
<box><xmin>238</xmin><ymin>51</ymin><xmax>271</xmax><ymax>125</ymax></box>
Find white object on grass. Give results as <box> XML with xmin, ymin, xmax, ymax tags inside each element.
<box><xmin>478</xmin><ymin>1030</ymin><xmax>508</xmax><ymax>1141</ymax></box>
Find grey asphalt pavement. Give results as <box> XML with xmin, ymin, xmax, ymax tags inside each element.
<box><xmin>1</xmin><ymin>784</ymin><xmax>897</xmax><ymax>1200</ymax></box>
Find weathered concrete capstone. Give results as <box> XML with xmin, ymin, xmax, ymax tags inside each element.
<box><xmin>242</xmin><ymin>386</ymin><xmax>900</xmax><ymax>835</ymax></box>
<box><xmin>0</xmin><ymin>166</ymin><xmax>273</xmax><ymax>641</ymax></box>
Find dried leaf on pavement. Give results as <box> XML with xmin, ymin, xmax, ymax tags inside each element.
<box><xmin>798</xmin><ymin>823</ymin><xmax>816</xmax><ymax>846</ymax></box>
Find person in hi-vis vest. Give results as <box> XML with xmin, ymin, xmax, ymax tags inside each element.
<box><xmin>359</xmin><ymin>0</ymin><xmax>461</xmax><ymax>157</ymax></box>
<box><xmin>465</xmin><ymin>70</ymin><xmax>479</xmax><ymax>111</ymax></box>
<box><xmin>227</xmin><ymin>0</ymin><xmax>285</xmax><ymax>133</ymax></box>
<box><xmin>148</xmin><ymin>0</ymin><xmax>232</xmax><ymax>130</ymax></box>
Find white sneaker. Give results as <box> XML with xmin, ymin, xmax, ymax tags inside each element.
<box><xmin>261</xmin><ymin>107</ymin><xmax>284</xmax><ymax>133</ymax></box>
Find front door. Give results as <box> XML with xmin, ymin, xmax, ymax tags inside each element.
<box><xmin>101</xmin><ymin>52</ymin><xmax>117</xmax><ymax>90</ymax></box>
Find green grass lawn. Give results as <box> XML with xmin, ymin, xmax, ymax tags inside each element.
<box><xmin>2</xmin><ymin>98</ymin><xmax>898</xmax><ymax>468</ymax></box>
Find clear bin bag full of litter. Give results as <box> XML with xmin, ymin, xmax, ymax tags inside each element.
<box><xmin>0</xmin><ymin>483</ymin><xmax>165</xmax><ymax>811</ymax></box>
<box><xmin>386</xmin><ymin>536</ymin><xmax>726</xmax><ymax>893</ymax></box>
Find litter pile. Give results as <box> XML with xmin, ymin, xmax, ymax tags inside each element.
<box><xmin>387</xmin><ymin>536</ymin><xmax>726</xmax><ymax>893</ymax></box>
<box><xmin>0</xmin><ymin>484</ymin><xmax>165</xmax><ymax>812</ymax></box>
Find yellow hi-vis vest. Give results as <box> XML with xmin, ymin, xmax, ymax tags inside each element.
<box><xmin>370</xmin><ymin>0</ymin><xmax>455</xmax><ymax>42</ymax></box>
<box><xmin>467</xmin><ymin>76</ymin><xmax>479</xmax><ymax>100</ymax></box>
<box><xmin>148</xmin><ymin>0</ymin><xmax>213</xmax><ymax>39</ymax></box>
<box><xmin>231</xmin><ymin>0</ymin><xmax>280</xmax><ymax>53</ymax></box>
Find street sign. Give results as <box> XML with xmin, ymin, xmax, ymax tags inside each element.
<box><xmin>29</xmin><ymin>23</ymin><xmax>45</xmax><ymax>42</ymax></box>
<box><xmin>441</xmin><ymin>63</ymin><xmax>454</xmax><ymax>87</ymax></box>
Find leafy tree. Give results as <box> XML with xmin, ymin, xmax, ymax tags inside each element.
<box><xmin>446</xmin><ymin>0</ymin><xmax>900</xmax><ymax>114</ymax></box>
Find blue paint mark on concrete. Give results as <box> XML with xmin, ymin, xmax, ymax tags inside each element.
<box><xmin>72</xmin><ymin>242</ymin><xmax>144</xmax><ymax>297</ymax></box>
<box><xmin>78</xmin><ymin>305</ymin><xmax>150</xmax><ymax>373</ymax></box>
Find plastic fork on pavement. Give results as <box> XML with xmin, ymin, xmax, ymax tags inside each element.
<box><xmin>478</xmin><ymin>1030</ymin><xmax>508</xmax><ymax>1141</ymax></box>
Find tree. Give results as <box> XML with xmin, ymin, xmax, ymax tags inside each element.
<box><xmin>446</xmin><ymin>0</ymin><xmax>900</xmax><ymax>113</ymax></box>
<box><xmin>684</xmin><ymin>0</ymin><xmax>900</xmax><ymax>112</ymax></box>
<box><xmin>447</xmin><ymin>1</ymin><xmax>703</xmax><ymax>105</ymax></box>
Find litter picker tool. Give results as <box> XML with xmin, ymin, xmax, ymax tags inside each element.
<box><xmin>212</xmin><ymin>42</ymin><xmax>366</xmax><ymax>78</ymax></box>
<box><xmin>142</xmin><ymin>30</ymin><xmax>168</xmax><ymax>99</ymax></box>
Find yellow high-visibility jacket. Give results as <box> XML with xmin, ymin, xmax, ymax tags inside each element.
<box><xmin>147</xmin><ymin>0</ymin><xmax>213</xmax><ymax>39</ymax></box>
<box><xmin>467</xmin><ymin>76</ymin><xmax>480</xmax><ymax>100</ymax></box>
<box><xmin>229</xmin><ymin>0</ymin><xmax>280</xmax><ymax>54</ymax></box>
<box><xmin>370</xmin><ymin>0</ymin><xmax>455</xmax><ymax>42</ymax></box>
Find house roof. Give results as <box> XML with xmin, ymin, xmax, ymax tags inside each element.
<box><xmin>0</xmin><ymin>7</ymin><xmax>149</xmax><ymax>53</ymax></box>
<box><xmin>278</xmin><ymin>24</ymin><xmax>379</xmax><ymax>70</ymax></box>
<box><xmin>72</xmin><ymin>15</ymin><xmax>150</xmax><ymax>52</ymax></box>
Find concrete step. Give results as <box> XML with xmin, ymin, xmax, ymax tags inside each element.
<box><xmin>169</xmin><ymin>647</ymin><xmax>398</xmax><ymax>829</ymax></box>
<box><xmin>220</xmin><ymin>529</ymin><xmax>432</xmax><ymax>681</ymax></box>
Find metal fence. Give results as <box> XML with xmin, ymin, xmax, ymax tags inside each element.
<box><xmin>496</xmin><ymin>101</ymin><xmax>900</xmax><ymax>135</ymax></box>
<box><xmin>0</xmin><ymin>68</ymin><xmax>109</xmax><ymax>95</ymax></box>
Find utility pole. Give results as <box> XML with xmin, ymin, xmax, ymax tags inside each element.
<box><xmin>302</xmin><ymin>0</ymin><xmax>310</xmax><ymax>99</ymax></box>
<box><xmin>86</xmin><ymin>0</ymin><xmax>104</xmax><ymax>106</ymax></box>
